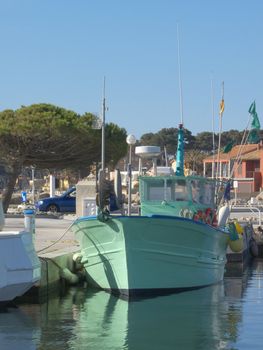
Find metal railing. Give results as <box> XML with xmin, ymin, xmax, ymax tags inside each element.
<box><xmin>231</xmin><ymin>204</ymin><xmax>262</xmax><ymax>226</ymax></box>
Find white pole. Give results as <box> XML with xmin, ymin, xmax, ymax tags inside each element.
<box><xmin>216</xmin><ymin>82</ymin><xmax>224</xmax><ymax>179</ymax></box>
<box><xmin>50</xmin><ymin>174</ymin><xmax>55</xmax><ymax>197</ymax></box>
<box><xmin>138</xmin><ymin>158</ymin><xmax>142</xmax><ymax>175</ymax></box>
<box><xmin>101</xmin><ymin>77</ymin><xmax>106</xmax><ymax>171</ymax></box>
<box><xmin>128</xmin><ymin>145</ymin><xmax>132</xmax><ymax>216</ymax></box>
<box><xmin>31</xmin><ymin>167</ymin><xmax>35</xmax><ymax>204</ymax></box>
<box><xmin>24</xmin><ymin>208</ymin><xmax>36</xmax><ymax>244</ymax></box>
<box><xmin>164</xmin><ymin>145</ymin><xmax>168</xmax><ymax>167</ymax></box>
<box><xmin>211</xmin><ymin>77</ymin><xmax>215</xmax><ymax>178</ymax></box>
<box><xmin>177</xmin><ymin>24</ymin><xmax>184</xmax><ymax>125</ymax></box>
<box><xmin>126</xmin><ymin>135</ymin><xmax>136</xmax><ymax>216</ymax></box>
<box><xmin>216</xmin><ymin>116</ymin><xmax>222</xmax><ymax>179</ymax></box>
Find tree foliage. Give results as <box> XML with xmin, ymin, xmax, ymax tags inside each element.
<box><xmin>140</xmin><ymin>127</ymin><xmax>252</xmax><ymax>175</ymax></box>
<box><xmin>194</xmin><ymin>132</ymin><xmax>214</xmax><ymax>153</ymax></box>
<box><xmin>0</xmin><ymin>103</ymin><xmax>127</xmax><ymax>211</ymax></box>
<box><xmin>140</xmin><ymin>128</ymin><xmax>247</xmax><ymax>154</ymax></box>
<box><xmin>140</xmin><ymin>127</ymin><xmax>195</xmax><ymax>154</ymax></box>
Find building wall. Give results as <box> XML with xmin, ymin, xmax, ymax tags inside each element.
<box><xmin>260</xmin><ymin>150</ymin><xmax>263</xmax><ymax>182</ymax></box>
<box><xmin>254</xmin><ymin>172</ymin><xmax>262</xmax><ymax>192</ymax></box>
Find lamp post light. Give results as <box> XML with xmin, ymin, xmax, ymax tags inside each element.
<box><xmin>126</xmin><ymin>134</ymin><xmax>136</xmax><ymax>216</ymax></box>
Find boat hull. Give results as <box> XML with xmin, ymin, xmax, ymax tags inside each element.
<box><xmin>0</xmin><ymin>231</ymin><xmax>41</xmax><ymax>303</ymax></box>
<box><xmin>73</xmin><ymin>215</ymin><xmax>228</xmax><ymax>298</ymax></box>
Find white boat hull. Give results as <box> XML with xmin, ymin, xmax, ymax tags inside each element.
<box><xmin>0</xmin><ymin>231</ymin><xmax>41</xmax><ymax>303</ymax></box>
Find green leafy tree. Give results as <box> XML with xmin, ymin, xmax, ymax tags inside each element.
<box><xmin>220</xmin><ymin>130</ymin><xmax>243</xmax><ymax>148</ymax></box>
<box><xmin>194</xmin><ymin>132</ymin><xmax>214</xmax><ymax>153</ymax></box>
<box><xmin>0</xmin><ymin>104</ymin><xmax>127</xmax><ymax>212</ymax></box>
<box><xmin>194</xmin><ymin>130</ymin><xmax>245</xmax><ymax>153</ymax></box>
<box><xmin>140</xmin><ymin>127</ymin><xmax>195</xmax><ymax>154</ymax></box>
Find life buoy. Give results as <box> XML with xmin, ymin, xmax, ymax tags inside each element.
<box><xmin>194</xmin><ymin>210</ymin><xmax>204</xmax><ymax>222</ymax></box>
<box><xmin>193</xmin><ymin>213</ymin><xmax>199</xmax><ymax>221</ymax></box>
<box><xmin>179</xmin><ymin>208</ymin><xmax>194</xmax><ymax>219</ymax></box>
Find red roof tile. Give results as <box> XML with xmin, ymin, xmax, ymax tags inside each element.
<box><xmin>203</xmin><ymin>144</ymin><xmax>261</xmax><ymax>162</ymax></box>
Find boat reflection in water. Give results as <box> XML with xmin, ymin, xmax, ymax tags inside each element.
<box><xmin>2</xmin><ymin>261</ymin><xmax>262</xmax><ymax>350</ymax></box>
<box><xmin>68</xmin><ymin>280</ymin><xmax>245</xmax><ymax>350</ymax></box>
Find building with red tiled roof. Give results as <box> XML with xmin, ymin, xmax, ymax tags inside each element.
<box><xmin>203</xmin><ymin>143</ymin><xmax>262</xmax><ymax>193</ymax></box>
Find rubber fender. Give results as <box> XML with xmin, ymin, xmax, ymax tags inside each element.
<box><xmin>228</xmin><ymin>234</ymin><xmax>243</xmax><ymax>253</ymax></box>
<box><xmin>234</xmin><ymin>221</ymin><xmax>244</xmax><ymax>235</ymax></box>
<box><xmin>60</xmin><ymin>268</ymin><xmax>79</xmax><ymax>285</ymax></box>
<box><xmin>218</xmin><ymin>204</ymin><xmax>230</xmax><ymax>227</ymax></box>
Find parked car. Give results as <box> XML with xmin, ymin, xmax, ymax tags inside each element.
<box><xmin>37</xmin><ymin>187</ymin><xmax>76</xmax><ymax>213</ymax></box>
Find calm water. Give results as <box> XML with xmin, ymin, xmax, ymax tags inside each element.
<box><xmin>1</xmin><ymin>260</ymin><xmax>263</xmax><ymax>350</ymax></box>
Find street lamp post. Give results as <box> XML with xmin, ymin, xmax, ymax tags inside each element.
<box><xmin>126</xmin><ymin>134</ymin><xmax>136</xmax><ymax>216</ymax></box>
<box><xmin>31</xmin><ymin>166</ymin><xmax>35</xmax><ymax>205</ymax></box>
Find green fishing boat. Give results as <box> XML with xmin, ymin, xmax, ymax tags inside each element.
<box><xmin>72</xmin><ymin>124</ymin><xmax>235</xmax><ymax>299</ymax></box>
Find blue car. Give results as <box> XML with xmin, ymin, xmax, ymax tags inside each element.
<box><xmin>37</xmin><ymin>187</ymin><xmax>76</xmax><ymax>213</ymax></box>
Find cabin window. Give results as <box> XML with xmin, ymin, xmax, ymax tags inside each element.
<box><xmin>145</xmin><ymin>178</ymin><xmax>188</xmax><ymax>202</ymax></box>
<box><xmin>173</xmin><ymin>179</ymin><xmax>188</xmax><ymax>201</ymax></box>
<box><xmin>190</xmin><ymin>180</ymin><xmax>214</xmax><ymax>206</ymax></box>
<box><xmin>202</xmin><ymin>183</ymin><xmax>215</xmax><ymax>206</ymax></box>
<box><xmin>147</xmin><ymin>179</ymin><xmax>170</xmax><ymax>201</ymax></box>
<box><xmin>191</xmin><ymin>180</ymin><xmax>202</xmax><ymax>204</ymax></box>
<box><xmin>191</xmin><ymin>180</ymin><xmax>208</xmax><ymax>204</ymax></box>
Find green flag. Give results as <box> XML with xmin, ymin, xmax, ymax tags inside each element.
<box><xmin>251</xmin><ymin>112</ymin><xmax>261</xmax><ymax>130</ymax></box>
<box><xmin>249</xmin><ymin>101</ymin><xmax>256</xmax><ymax>115</ymax></box>
<box><xmin>248</xmin><ymin>101</ymin><xmax>261</xmax><ymax>137</ymax></box>
<box><xmin>223</xmin><ymin>141</ymin><xmax>234</xmax><ymax>153</ymax></box>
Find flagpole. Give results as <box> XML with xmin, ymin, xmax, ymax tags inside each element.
<box><xmin>230</xmin><ymin>101</ymin><xmax>257</xmax><ymax>179</ymax></box>
<box><xmin>101</xmin><ymin>76</ymin><xmax>106</xmax><ymax>171</ymax></box>
<box><xmin>216</xmin><ymin>81</ymin><xmax>224</xmax><ymax>179</ymax></box>
<box><xmin>211</xmin><ymin>76</ymin><xmax>215</xmax><ymax>178</ymax></box>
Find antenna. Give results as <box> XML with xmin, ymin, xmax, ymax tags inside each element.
<box><xmin>175</xmin><ymin>24</ymin><xmax>185</xmax><ymax>176</ymax></box>
<box><xmin>101</xmin><ymin>76</ymin><xmax>106</xmax><ymax>171</ymax></box>
<box><xmin>216</xmin><ymin>81</ymin><xmax>225</xmax><ymax>179</ymax></box>
<box><xmin>211</xmin><ymin>75</ymin><xmax>215</xmax><ymax>178</ymax></box>
<box><xmin>177</xmin><ymin>23</ymin><xmax>184</xmax><ymax>125</ymax></box>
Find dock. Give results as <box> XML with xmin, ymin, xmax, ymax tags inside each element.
<box><xmin>3</xmin><ymin>215</ymin><xmax>80</xmax><ymax>302</ymax></box>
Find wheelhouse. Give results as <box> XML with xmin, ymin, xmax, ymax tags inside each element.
<box><xmin>139</xmin><ymin>176</ymin><xmax>216</xmax><ymax>217</ymax></box>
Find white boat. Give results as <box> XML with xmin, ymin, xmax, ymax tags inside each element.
<box><xmin>0</xmin><ymin>202</ymin><xmax>41</xmax><ymax>305</ymax></box>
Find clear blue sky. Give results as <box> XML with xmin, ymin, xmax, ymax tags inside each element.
<box><xmin>0</xmin><ymin>0</ymin><xmax>262</xmax><ymax>139</ymax></box>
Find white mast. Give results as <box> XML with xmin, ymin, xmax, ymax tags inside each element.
<box><xmin>101</xmin><ymin>77</ymin><xmax>106</xmax><ymax>171</ymax></box>
<box><xmin>216</xmin><ymin>81</ymin><xmax>224</xmax><ymax>179</ymax></box>
<box><xmin>177</xmin><ymin>23</ymin><xmax>184</xmax><ymax>125</ymax></box>
<box><xmin>175</xmin><ymin>23</ymin><xmax>185</xmax><ymax>176</ymax></box>
<box><xmin>211</xmin><ymin>76</ymin><xmax>215</xmax><ymax>178</ymax></box>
